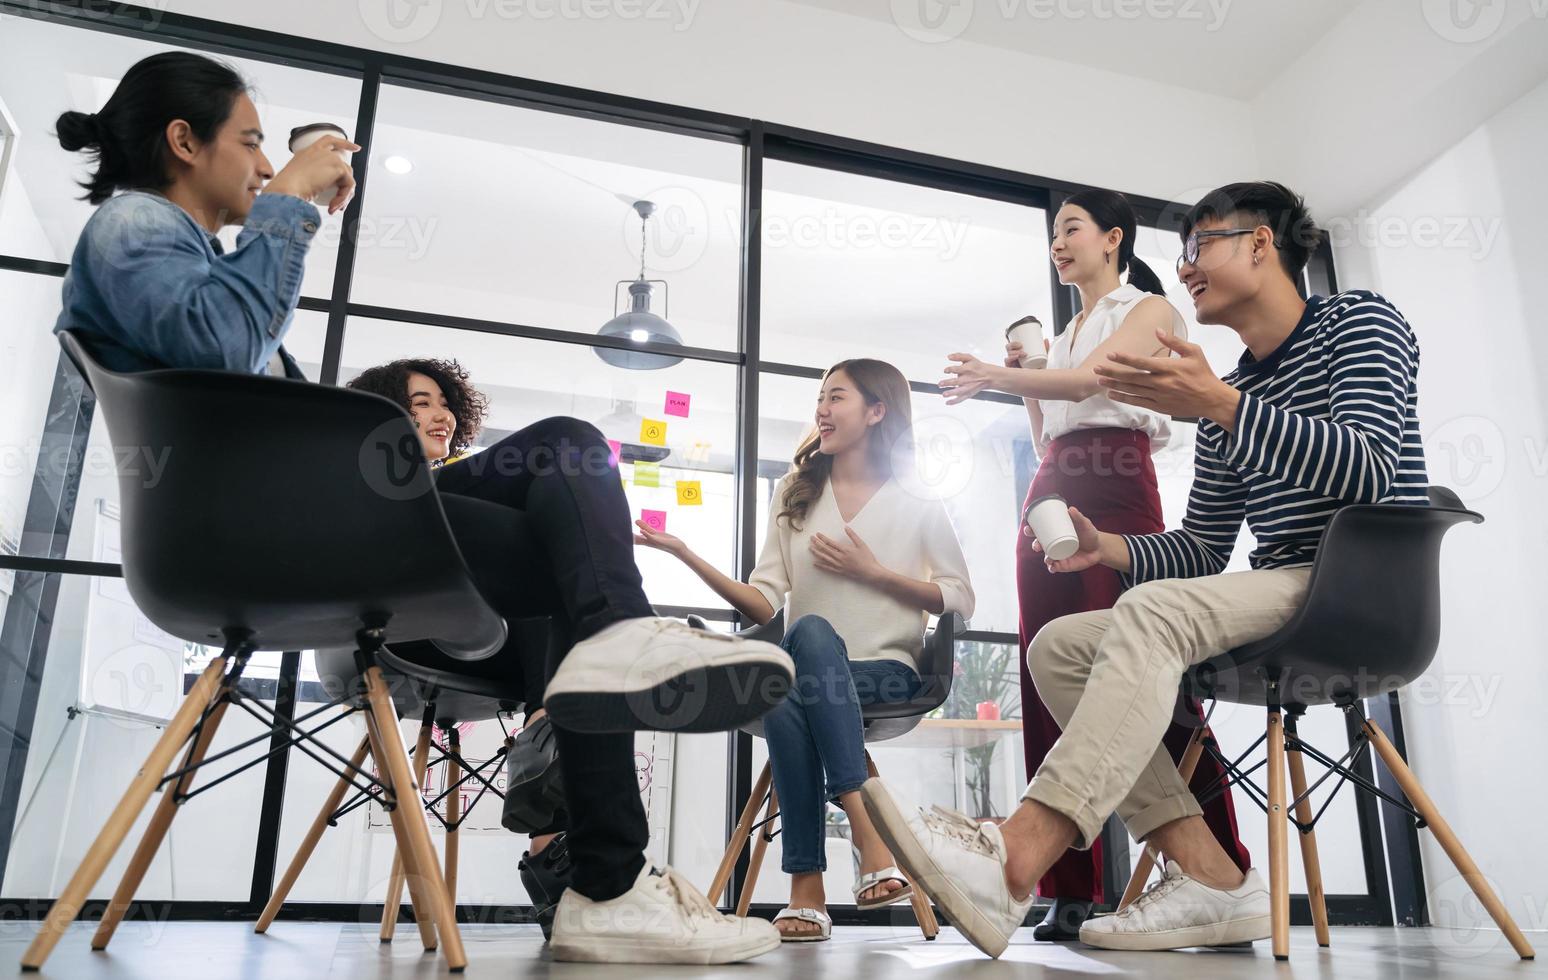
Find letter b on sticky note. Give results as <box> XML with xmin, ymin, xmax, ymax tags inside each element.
<box><xmin>640</xmin><ymin>418</ymin><xmax>667</xmax><ymax>446</ymax></box>
<box><xmin>676</xmin><ymin>480</ymin><xmax>702</xmax><ymax>506</ymax></box>
<box><xmin>640</xmin><ymin>509</ymin><xmax>667</xmax><ymax>533</ymax></box>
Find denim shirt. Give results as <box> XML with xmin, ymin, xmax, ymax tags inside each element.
<box><xmin>54</xmin><ymin>190</ymin><xmax>320</xmax><ymax>377</ymax></box>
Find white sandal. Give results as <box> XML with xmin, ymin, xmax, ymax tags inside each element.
<box><xmin>853</xmin><ymin>866</ymin><xmax>914</xmax><ymax>911</ymax></box>
<box><xmin>773</xmin><ymin>906</ymin><xmax>832</xmax><ymax>943</ymax></box>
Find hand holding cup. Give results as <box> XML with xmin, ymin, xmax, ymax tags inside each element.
<box><xmin>270</xmin><ymin>125</ymin><xmax>360</xmax><ymax>214</ymax></box>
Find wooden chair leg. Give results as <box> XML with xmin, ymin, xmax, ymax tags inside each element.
<box><xmin>1284</xmin><ymin>714</ymin><xmax>1330</xmax><ymax>947</ymax></box>
<box><xmin>1119</xmin><ymin>726</ymin><xmax>1208</xmax><ymax>910</ymax></box>
<box><xmin>708</xmin><ymin>762</ymin><xmax>772</xmax><ymax>906</ymax></box>
<box><xmin>736</xmin><ymin>786</ymin><xmax>779</xmax><ymax>918</ymax></box>
<box><xmin>93</xmin><ymin>696</ymin><xmax>233</xmax><ymax>950</ymax></box>
<box><xmin>363</xmin><ymin>667</ymin><xmax>466</xmax><ymax>970</ymax></box>
<box><xmin>20</xmin><ymin>656</ymin><xmax>230</xmax><ymax>971</ymax></box>
<box><xmin>865</xmin><ymin>752</ymin><xmax>937</xmax><ymax>939</ymax></box>
<box><xmin>1362</xmin><ymin>717</ymin><xmax>1536</xmax><ymax>960</ymax></box>
<box><xmin>445</xmin><ymin>727</ymin><xmax>462</xmax><ymax>903</ymax></box>
<box><xmin>256</xmin><ymin>733</ymin><xmax>371</xmax><ymax>933</ymax></box>
<box><xmin>1266</xmin><ymin>708</ymin><xmax>1290</xmax><ymax>961</ymax></box>
<box><xmin>362</xmin><ymin>710</ymin><xmax>439</xmax><ymax>955</ymax></box>
<box><xmin>380</xmin><ymin>719</ymin><xmax>435</xmax><ymax>943</ymax></box>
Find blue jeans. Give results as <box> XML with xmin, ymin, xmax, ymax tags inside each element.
<box><xmin>763</xmin><ymin>615</ymin><xmax>923</xmax><ymax>874</ymax></box>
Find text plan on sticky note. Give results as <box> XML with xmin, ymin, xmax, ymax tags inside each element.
<box><xmin>676</xmin><ymin>480</ymin><xmax>702</xmax><ymax>506</ymax></box>
<box><xmin>664</xmin><ymin>391</ymin><xmax>691</xmax><ymax>418</ymax></box>
<box><xmin>640</xmin><ymin>509</ymin><xmax>667</xmax><ymax>533</ymax></box>
<box><xmin>634</xmin><ymin>460</ymin><xmax>661</xmax><ymax>488</ymax></box>
<box><xmin>640</xmin><ymin>418</ymin><xmax>668</xmax><ymax>446</ymax></box>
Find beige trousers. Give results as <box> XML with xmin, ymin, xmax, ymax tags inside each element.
<box><xmin>1023</xmin><ymin>567</ymin><xmax>1312</xmax><ymax>848</ymax></box>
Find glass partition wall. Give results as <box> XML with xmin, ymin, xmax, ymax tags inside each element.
<box><xmin>0</xmin><ymin>0</ymin><xmax>1388</xmax><ymax>929</ymax></box>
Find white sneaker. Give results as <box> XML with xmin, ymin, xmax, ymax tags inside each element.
<box><xmin>545</xmin><ymin>617</ymin><xmax>794</xmax><ymax>733</ymax></box>
<box><xmin>1079</xmin><ymin>860</ymin><xmax>1271</xmax><ymax>951</ymax></box>
<box><xmin>550</xmin><ymin>864</ymin><xmax>780</xmax><ymax>964</ymax></box>
<box><xmin>860</xmin><ymin>778</ymin><xmax>1032</xmax><ymax>958</ymax></box>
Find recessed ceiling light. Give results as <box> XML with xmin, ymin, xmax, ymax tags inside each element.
<box><xmin>383</xmin><ymin>155</ymin><xmax>413</xmax><ymax>175</ymax></box>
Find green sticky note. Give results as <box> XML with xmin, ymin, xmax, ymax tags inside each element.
<box><xmin>634</xmin><ymin>461</ymin><xmax>661</xmax><ymax>488</ymax></box>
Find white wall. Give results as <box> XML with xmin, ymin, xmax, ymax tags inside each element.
<box><xmin>1332</xmin><ymin>73</ymin><xmax>1548</xmax><ymax>943</ymax></box>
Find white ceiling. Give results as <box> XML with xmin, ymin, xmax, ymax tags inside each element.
<box><xmin>789</xmin><ymin>0</ymin><xmax>1356</xmax><ymax>99</ymax></box>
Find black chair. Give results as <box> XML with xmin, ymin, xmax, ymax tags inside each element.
<box><xmin>24</xmin><ymin>332</ymin><xmax>516</xmax><ymax>972</ymax></box>
<box><xmin>707</xmin><ymin>611</ymin><xmax>964</xmax><ymax>939</ymax></box>
<box><xmin>256</xmin><ymin>615</ymin><xmax>569</xmax><ymax>942</ymax></box>
<box><xmin>1118</xmin><ymin>486</ymin><xmax>1534</xmax><ymax>961</ymax></box>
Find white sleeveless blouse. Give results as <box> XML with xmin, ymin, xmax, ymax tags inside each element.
<box><xmin>1038</xmin><ymin>282</ymin><xmax>1186</xmax><ymax>452</ymax></box>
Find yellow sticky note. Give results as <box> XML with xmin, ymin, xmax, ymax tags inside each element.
<box><xmin>640</xmin><ymin>418</ymin><xmax>668</xmax><ymax>446</ymax></box>
<box><xmin>676</xmin><ymin>480</ymin><xmax>702</xmax><ymax>506</ymax></box>
<box><xmin>634</xmin><ymin>460</ymin><xmax>660</xmax><ymax>488</ymax></box>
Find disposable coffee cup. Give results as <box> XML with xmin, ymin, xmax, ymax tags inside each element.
<box><xmin>1024</xmin><ymin>493</ymin><xmax>1080</xmax><ymax>560</ymax></box>
<box><xmin>1005</xmin><ymin>320</ymin><xmax>1047</xmax><ymax>369</ymax></box>
<box><xmin>287</xmin><ymin>123</ymin><xmax>350</xmax><ymax>207</ymax></box>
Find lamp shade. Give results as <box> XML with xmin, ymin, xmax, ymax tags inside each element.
<box><xmin>595</xmin><ymin>280</ymin><xmax>684</xmax><ymax>370</ymax></box>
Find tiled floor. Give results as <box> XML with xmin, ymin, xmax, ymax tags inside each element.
<box><xmin>0</xmin><ymin>921</ymin><xmax>1537</xmax><ymax>978</ymax></box>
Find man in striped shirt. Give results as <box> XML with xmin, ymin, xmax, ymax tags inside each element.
<box><xmin>862</xmin><ymin>182</ymin><xmax>1428</xmax><ymax>958</ymax></box>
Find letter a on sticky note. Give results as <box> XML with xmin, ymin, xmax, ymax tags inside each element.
<box><xmin>676</xmin><ymin>480</ymin><xmax>702</xmax><ymax>506</ymax></box>
<box><xmin>664</xmin><ymin>391</ymin><xmax>691</xmax><ymax>418</ymax></box>
<box><xmin>641</xmin><ymin>509</ymin><xmax>667</xmax><ymax>533</ymax></box>
<box><xmin>640</xmin><ymin>418</ymin><xmax>668</xmax><ymax>446</ymax></box>
<box><xmin>634</xmin><ymin>460</ymin><xmax>660</xmax><ymax>488</ymax></box>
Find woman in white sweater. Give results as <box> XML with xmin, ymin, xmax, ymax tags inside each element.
<box><xmin>636</xmin><ymin>358</ymin><xmax>974</xmax><ymax>941</ymax></box>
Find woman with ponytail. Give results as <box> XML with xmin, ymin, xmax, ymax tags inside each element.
<box><xmin>53</xmin><ymin>50</ymin><xmax>357</xmax><ymax>376</ymax></box>
<box><xmin>937</xmin><ymin>189</ymin><xmax>1250</xmax><ymax>940</ymax></box>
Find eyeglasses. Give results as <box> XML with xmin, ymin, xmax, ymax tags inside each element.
<box><xmin>1176</xmin><ymin>228</ymin><xmax>1255</xmax><ymax>273</ymax></box>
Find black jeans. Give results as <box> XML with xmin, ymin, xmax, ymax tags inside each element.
<box><xmin>435</xmin><ymin>416</ymin><xmax>653</xmax><ymax>901</ymax></box>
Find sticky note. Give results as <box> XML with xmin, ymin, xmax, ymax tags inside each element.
<box><xmin>640</xmin><ymin>418</ymin><xmax>668</xmax><ymax>446</ymax></box>
<box><xmin>676</xmin><ymin>480</ymin><xmax>702</xmax><ymax>506</ymax></box>
<box><xmin>641</xmin><ymin>509</ymin><xmax>667</xmax><ymax>533</ymax></box>
<box><xmin>606</xmin><ymin>439</ymin><xmax>621</xmax><ymax>468</ymax></box>
<box><xmin>634</xmin><ymin>460</ymin><xmax>660</xmax><ymax>488</ymax></box>
<box><xmin>664</xmin><ymin>391</ymin><xmax>691</xmax><ymax>417</ymax></box>
<box><xmin>685</xmin><ymin>441</ymin><xmax>711</xmax><ymax>464</ymax></box>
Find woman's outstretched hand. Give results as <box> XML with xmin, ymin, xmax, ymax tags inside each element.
<box><xmin>634</xmin><ymin>519</ymin><xmax>687</xmax><ymax>558</ymax></box>
<box><xmin>810</xmin><ymin>526</ymin><xmax>884</xmax><ymax>583</ymax></box>
<box><xmin>939</xmin><ymin>352</ymin><xmax>1004</xmax><ymax>405</ymax></box>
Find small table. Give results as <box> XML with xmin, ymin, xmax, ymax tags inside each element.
<box><xmin>889</xmin><ymin>718</ymin><xmax>1023</xmax><ymax>749</ymax></box>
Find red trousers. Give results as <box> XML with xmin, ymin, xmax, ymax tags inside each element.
<box><xmin>1016</xmin><ymin>427</ymin><xmax>1251</xmax><ymax>902</ymax></box>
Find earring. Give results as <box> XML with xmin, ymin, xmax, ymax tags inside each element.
<box><xmin>1253</xmin><ymin>253</ymin><xmax>1261</xmax><ymax>266</ymax></box>
<box><xmin>1104</xmin><ymin>251</ymin><xmax>1111</xmax><ymax>265</ymax></box>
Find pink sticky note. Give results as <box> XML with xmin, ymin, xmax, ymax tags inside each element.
<box><xmin>641</xmin><ymin>509</ymin><xmax>667</xmax><ymax>533</ymax></box>
<box><xmin>606</xmin><ymin>439</ymin><xmax>621</xmax><ymax>468</ymax></box>
<box><xmin>664</xmin><ymin>391</ymin><xmax>691</xmax><ymax>418</ymax></box>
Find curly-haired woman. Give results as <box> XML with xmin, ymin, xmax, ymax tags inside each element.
<box><xmin>345</xmin><ymin>357</ymin><xmax>571</xmax><ymax>939</ymax></box>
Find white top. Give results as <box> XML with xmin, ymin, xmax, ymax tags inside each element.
<box><xmin>749</xmin><ymin>476</ymin><xmax>975</xmax><ymax>671</ymax></box>
<box><xmin>1038</xmin><ymin>282</ymin><xmax>1187</xmax><ymax>451</ymax></box>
